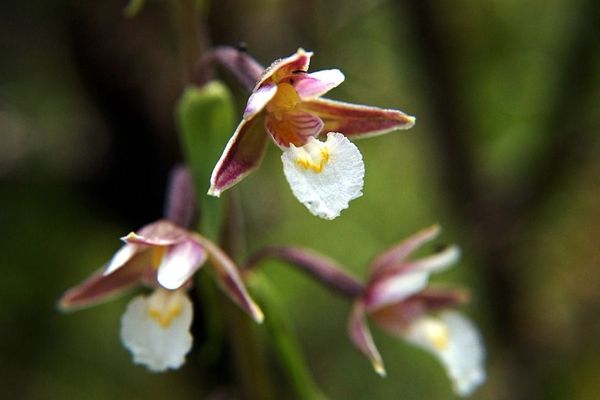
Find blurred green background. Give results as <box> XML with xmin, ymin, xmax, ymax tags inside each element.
<box><xmin>1</xmin><ymin>0</ymin><xmax>599</xmax><ymax>399</ymax></box>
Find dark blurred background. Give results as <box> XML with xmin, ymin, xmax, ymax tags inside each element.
<box><xmin>1</xmin><ymin>0</ymin><xmax>599</xmax><ymax>399</ymax></box>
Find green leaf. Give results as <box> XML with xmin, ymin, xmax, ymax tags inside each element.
<box><xmin>176</xmin><ymin>81</ymin><xmax>236</xmax><ymax>240</ymax></box>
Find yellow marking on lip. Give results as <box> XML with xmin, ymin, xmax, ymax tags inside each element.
<box><xmin>149</xmin><ymin>303</ymin><xmax>183</xmax><ymax>328</ymax></box>
<box><xmin>425</xmin><ymin>320</ymin><xmax>450</xmax><ymax>350</ymax></box>
<box><xmin>147</xmin><ymin>289</ymin><xmax>185</xmax><ymax>328</ymax></box>
<box><xmin>295</xmin><ymin>146</ymin><xmax>330</xmax><ymax>173</ymax></box>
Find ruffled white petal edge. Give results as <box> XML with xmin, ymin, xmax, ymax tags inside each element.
<box><xmin>281</xmin><ymin>132</ymin><xmax>364</xmax><ymax>220</ymax></box>
<box><xmin>405</xmin><ymin>311</ymin><xmax>486</xmax><ymax>397</ymax></box>
<box><xmin>120</xmin><ymin>289</ymin><xmax>193</xmax><ymax>372</ymax></box>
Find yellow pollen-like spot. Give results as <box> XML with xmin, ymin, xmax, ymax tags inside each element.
<box><xmin>266</xmin><ymin>83</ymin><xmax>301</xmax><ymax>120</ymax></box>
<box><xmin>151</xmin><ymin>246</ymin><xmax>166</xmax><ymax>269</ymax></box>
<box><xmin>149</xmin><ymin>303</ymin><xmax>183</xmax><ymax>328</ymax></box>
<box><xmin>147</xmin><ymin>289</ymin><xmax>185</xmax><ymax>328</ymax></box>
<box><xmin>426</xmin><ymin>321</ymin><xmax>451</xmax><ymax>350</ymax></box>
<box><xmin>293</xmin><ymin>142</ymin><xmax>330</xmax><ymax>173</ymax></box>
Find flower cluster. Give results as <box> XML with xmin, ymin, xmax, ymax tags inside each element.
<box><xmin>60</xmin><ymin>48</ymin><xmax>485</xmax><ymax>397</ymax></box>
<box><xmin>209</xmin><ymin>48</ymin><xmax>415</xmax><ymax>219</ymax></box>
<box><xmin>60</xmin><ymin>219</ymin><xmax>262</xmax><ymax>372</ymax></box>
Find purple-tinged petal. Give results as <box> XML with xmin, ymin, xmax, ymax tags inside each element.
<box><xmin>255</xmin><ymin>48</ymin><xmax>313</xmax><ymax>88</ymax></box>
<box><xmin>370</xmin><ymin>225</ymin><xmax>441</xmax><ymax>278</ymax></box>
<box><xmin>209</xmin><ymin>113</ymin><xmax>269</xmax><ymax>197</ymax></box>
<box><xmin>123</xmin><ymin>220</ymin><xmax>189</xmax><ymax>247</ymax></box>
<box><xmin>265</xmin><ymin>112</ymin><xmax>324</xmax><ymax>148</ymax></box>
<box><xmin>195</xmin><ymin>235</ymin><xmax>264</xmax><ymax>323</ymax></box>
<box><xmin>104</xmin><ymin>243</ymin><xmax>141</xmax><ymax>276</ymax></box>
<box><xmin>364</xmin><ymin>270</ymin><xmax>430</xmax><ymax>312</ymax></box>
<box><xmin>243</xmin><ymin>83</ymin><xmax>277</xmax><ymax>119</ymax></box>
<box><xmin>348</xmin><ymin>301</ymin><xmax>386</xmax><ymax>376</ymax></box>
<box><xmin>373</xmin><ymin>245</ymin><xmax>461</xmax><ymax>284</ymax></box>
<box><xmin>292</xmin><ymin>69</ymin><xmax>345</xmax><ymax>99</ymax></box>
<box><xmin>301</xmin><ymin>98</ymin><xmax>415</xmax><ymax>139</ymax></box>
<box><xmin>364</xmin><ymin>246</ymin><xmax>460</xmax><ymax>311</ymax></box>
<box><xmin>369</xmin><ymin>288</ymin><xmax>470</xmax><ymax>336</ymax></box>
<box><xmin>157</xmin><ymin>239</ymin><xmax>207</xmax><ymax>290</ymax></box>
<box><xmin>59</xmin><ymin>251</ymin><xmax>151</xmax><ymax>310</ymax></box>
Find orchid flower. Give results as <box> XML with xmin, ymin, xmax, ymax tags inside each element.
<box><xmin>209</xmin><ymin>48</ymin><xmax>415</xmax><ymax>219</ymax></box>
<box><xmin>349</xmin><ymin>226</ymin><xmax>486</xmax><ymax>396</ymax></box>
<box><xmin>60</xmin><ymin>219</ymin><xmax>263</xmax><ymax>372</ymax></box>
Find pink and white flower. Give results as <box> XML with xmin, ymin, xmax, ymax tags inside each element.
<box><xmin>209</xmin><ymin>48</ymin><xmax>415</xmax><ymax>219</ymax></box>
<box><xmin>349</xmin><ymin>226</ymin><xmax>485</xmax><ymax>396</ymax></box>
<box><xmin>60</xmin><ymin>219</ymin><xmax>263</xmax><ymax>372</ymax></box>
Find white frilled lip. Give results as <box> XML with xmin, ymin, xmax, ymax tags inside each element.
<box><xmin>120</xmin><ymin>289</ymin><xmax>193</xmax><ymax>372</ymax></box>
<box><xmin>281</xmin><ymin>132</ymin><xmax>364</xmax><ymax>220</ymax></box>
<box><xmin>405</xmin><ymin>312</ymin><xmax>486</xmax><ymax>397</ymax></box>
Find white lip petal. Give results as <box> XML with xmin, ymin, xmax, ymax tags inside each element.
<box><xmin>281</xmin><ymin>132</ymin><xmax>364</xmax><ymax>220</ymax></box>
<box><xmin>120</xmin><ymin>290</ymin><xmax>193</xmax><ymax>372</ymax></box>
<box><xmin>405</xmin><ymin>312</ymin><xmax>486</xmax><ymax>397</ymax></box>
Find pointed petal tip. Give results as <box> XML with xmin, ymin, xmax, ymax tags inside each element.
<box><xmin>373</xmin><ymin>362</ymin><xmax>387</xmax><ymax>377</ymax></box>
<box><xmin>207</xmin><ymin>186</ymin><xmax>222</xmax><ymax>197</ymax></box>
<box><xmin>120</xmin><ymin>232</ymin><xmax>139</xmax><ymax>243</ymax></box>
<box><xmin>252</xmin><ymin>304</ymin><xmax>265</xmax><ymax>324</ymax></box>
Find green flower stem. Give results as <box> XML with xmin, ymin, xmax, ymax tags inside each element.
<box><xmin>247</xmin><ymin>271</ymin><xmax>328</xmax><ymax>400</ymax></box>
<box><xmin>220</xmin><ymin>195</ymin><xmax>275</xmax><ymax>400</ymax></box>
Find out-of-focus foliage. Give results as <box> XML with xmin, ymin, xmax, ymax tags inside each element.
<box><xmin>1</xmin><ymin>0</ymin><xmax>599</xmax><ymax>399</ymax></box>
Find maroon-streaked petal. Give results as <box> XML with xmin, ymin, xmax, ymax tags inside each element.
<box><xmin>265</xmin><ymin>112</ymin><xmax>324</xmax><ymax>148</ymax></box>
<box><xmin>301</xmin><ymin>98</ymin><xmax>415</xmax><ymax>139</ymax></box>
<box><xmin>59</xmin><ymin>251</ymin><xmax>151</xmax><ymax>310</ymax></box>
<box><xmin>255</xmin><ymin>48</ymin><xmax>313</xmax><ymax>88</ymax></box>
<box><xmin>209</xmin><ymin>113</ymin><xmax>269</xmax><ymax>197</ymax></box>
<box><xmin>157</xmin><ymin>239</ymin><xmax>207</xmax><ymax>290</ymax></box>
<box><xmin>292</xmin><ymin>69</ymin><xmax>345</xmax><ymax>99</ymax></box>
<box><xmin>243</xmin><ymin>83</ymin><xmax>277</xmax><ymax>119</ymax></box>
<box><xmin>348</xmin><ymin>301</ymin><xmax>386</xmax><ymax>376</ymax></box>
<box><xmin>123</xmin><ymin>220</ymin><xmax>190</xmax><ymax>247</ymax></box>
<box><xmin>369</xmin><ymin>225</ymin><xmax>441</xmax><ymax>278</ymax></box>
<box><xmin>195</xmin><ymin>235</ymin><xmax>264</xmax><ymax>323</ymax></box>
